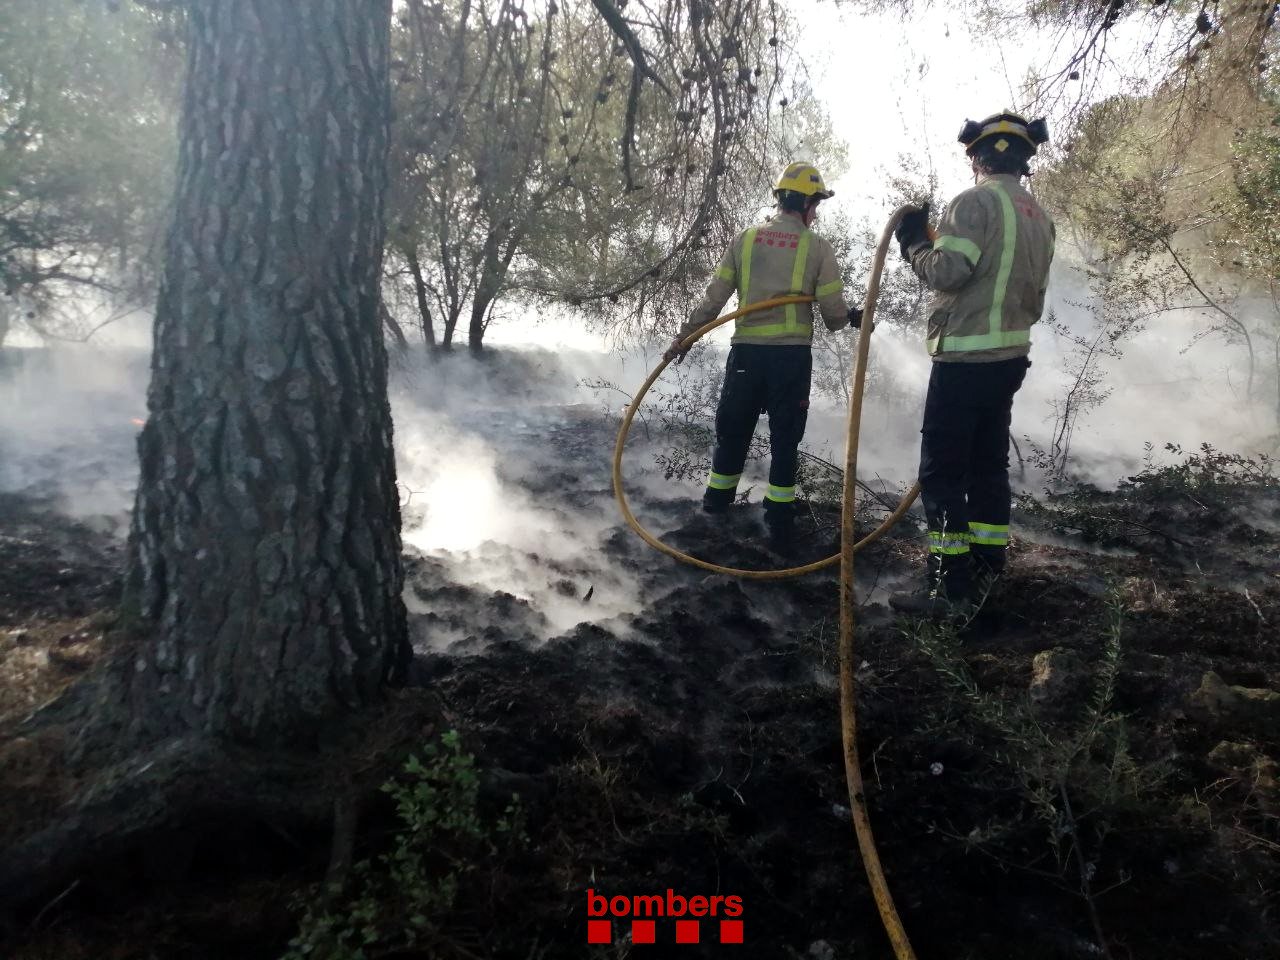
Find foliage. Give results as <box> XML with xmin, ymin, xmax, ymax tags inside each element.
<box><xmin>284</xmin><ymin>731</ymin><xmax>525</xmax><ymax>960</ymax></box>
<box><xmin>909</xmin><ymin>593</ymin><xmax>1171</xmax><ymax>956</ymax></box>
<box><xmin>1016</xmin><ymin>442</ymin><xmax>1277</xmax><ymax>553</ymax></box>
<box><xmin>1215</xmin><ymin>123</ymin><xmax>1280</xmax><ymax>289</ymax></box>
<box><xmin>0</xmin><ymin>0</ymin><xmax>179</xmax><ymax>345</ymax></box>
<box><xmin>1120</xmin><ymin>441</ymin><xmax>1279</xmax><ymax>499</ymax></box>
<box><xmin>1034</xmin><ymin>49</ymin><xmax>1280</xmax><ymax>430</ymax></box>
<box><xmin>383</xmin><ymin>0</ymin><xmax>824</xmax><ymax>351</ymax></box>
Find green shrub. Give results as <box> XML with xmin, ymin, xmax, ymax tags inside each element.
<box><xmin>283</xmin><ymin>730</ymin><xmax>524</xmax><ymax>960</ymax></box>
<box><xmin>1120</xmin><ymin>442</ymin><xmax>1277</xmax><ymax>499</ymax></box>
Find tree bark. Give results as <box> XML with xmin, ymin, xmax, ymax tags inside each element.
<box><xmin>380</xmin><ymin>301</ymin><xmax>410</xmax><ymax>351</ymax></box>
<box><xmin>122</xmin><ymin>0</ymin><xmax>408</xmax><ymax>744</ymax></box>
<box><xmin>1273</xmin><ymin>330</ymin><xmax>1280</xmax><ymax>432</ymax></box>
<box><xmin>404</xmin><ymin>247</ymin><xmax>437</xmax><ymax>348</ymax></box>
<box><xmin>443</xmin><ymin>306</ymin><xmax>459</xmax><ymax>349</ymax></box>
<box><xmin>467</xmin><ymin>231</ymin><xmax>521</xmax><ymax>353</ymax></box>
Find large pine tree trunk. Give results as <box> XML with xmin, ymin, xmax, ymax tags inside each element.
<box><xmin>123</xmin><ymin>0</ymin><xmax>408</xmax><ymax>743</ymax></box>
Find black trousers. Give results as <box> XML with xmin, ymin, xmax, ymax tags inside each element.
<box><xmin>705</xmin><ymin>344</ymin><xmax>811</xmax><ymax>516</ymax></box>
<box><xmin>918</xmin><ymin>357</ymin><xmax>1029</xmax><ymax>572</ymax></box>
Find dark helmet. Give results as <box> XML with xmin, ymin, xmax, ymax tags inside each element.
<box><xmin>957</xmin><ymin>111</ymin><xmax>1050</xmax><ymax>158</ymax></box>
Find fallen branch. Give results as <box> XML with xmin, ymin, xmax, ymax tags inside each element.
<box><xmin>797</xmin><ymin>450</ymin><xmax>905</xmax><ymax>514</ymax></box>
<box><xmin>1050</xmin><ymin>513</ymin><xmax>1191</xmax><ymax>547</ymax></box>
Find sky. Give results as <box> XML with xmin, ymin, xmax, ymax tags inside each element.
<box><xmin>808</xmin><ymin>4</ymin><xmax>1040</xmax><ymax>215</ymax></box>
<box><xmin>796</xmin><ymin>0</ymin><xmax>1184</xmax><ymax>216</ymax></box>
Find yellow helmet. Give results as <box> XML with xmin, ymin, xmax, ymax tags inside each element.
<box><xmin>773</xmin><ymin>162</ymin><xmax>833</xmax><ymax>200</ymax></box>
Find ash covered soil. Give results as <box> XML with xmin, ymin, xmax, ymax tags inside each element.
<box><xmin>2</xmin><ymin>357</ymin><xmax>1280</xmax><ymax>958</ymax></box>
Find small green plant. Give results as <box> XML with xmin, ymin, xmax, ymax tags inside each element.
<box><xmin>1016</xmin><ymin>442</ymin><xmax>1277</xmax><ymax>550</ymax></box>
<box><xmin>1121</xmin><ymin>442</ymin><xmax>1277</xmax><ymax>499</ymax></box>
<box><xmin>283</xmin><ymin>730</ymin><xmax>524</xmax><ymax>960</ymax></box>
<box><xmin>908</xmin><ymin>591</ymin><xmax>1170</xmax><ymax>958</ymax></box>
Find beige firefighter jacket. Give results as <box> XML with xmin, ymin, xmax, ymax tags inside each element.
<box><xmin>907</xmin><ymin>173</ymin><xmax>1055</xmax><ymax>363</ymax></box>
<box><xmin>680</xmin><ymin>210</ymin><xmax>851</xmax><ymax>347</ymax></box>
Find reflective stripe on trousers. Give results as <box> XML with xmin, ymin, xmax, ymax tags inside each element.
<box><xmin>927</xmin><ymin>530</ymin><xmax>971</xmax><ymax>556</ymax></box>
<box><xmin>707</xmin><ymin>470</ymin><xmax>742</xmax><ymax>491</ymax></box>
<box><xmin>968</xmin><ymin>521</ymin><xmax>1009</xmax><ymax>547</ymax></box>
<box><xmin>765</xmin><ymin>484</ymin><xmax>795</xmax><ymax>503</ymax></box>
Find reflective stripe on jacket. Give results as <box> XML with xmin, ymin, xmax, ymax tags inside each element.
<box><xmin>680</xmin><ymin>211</ymin><xmax>850</xmax><ymax>347</ymax></box>
<box><xmin>907</xmin><ymin>174</ymin><xmax>1055</xmax><ymax>363</ymax></box>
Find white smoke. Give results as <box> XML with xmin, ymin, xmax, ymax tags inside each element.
<box><xmin>1</xmin><ymin>267</ymin><xmax>1270</xmax><ymax>649</ymax></box>
<box><xmin>391</xmin><ymin>349</ymin><xmax>650</xmax><ymax>645</ymax></box>
<box><xmin>0</xmin><ymin>344</ymin><xmax>147</xmax><ymax>528</ymax></box>
<box><xmin>792</xmin><ymin>251</ymin><xmax>1275</xmax><ymax>494</ymax></box>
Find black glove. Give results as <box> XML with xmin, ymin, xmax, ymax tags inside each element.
<box><xmin>847</xmin><ymin>305</ymin><xmax>864</xmax><ymax>329</ymax></box>
<box><xmin>895</xmin><ymin>203</ymin><xmax>931</xmax><ymax>262</ymax></box>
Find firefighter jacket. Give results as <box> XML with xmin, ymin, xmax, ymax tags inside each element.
<box><xmin>907</xmin><ymin>173</ymin><xmax>1055</xmax><ymax>363</ymax></box>
<box><xmin>679</xmin><ymin>210</ymin><xmax>851</xmax><ymax>347</ymax></box>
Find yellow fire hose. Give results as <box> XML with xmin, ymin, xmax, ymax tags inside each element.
<box><xmin>611</xmin><ymin>207</ymin><xmax>920</xmax><ymax>959</ymax></box>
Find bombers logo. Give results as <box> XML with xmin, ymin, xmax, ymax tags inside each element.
<box><xmin>586</xmin><ymin>888</ymin><xmax>744</xmax><ymax>945</ymax></box>
<box><xmin>753</xmin><ymin>229</ymin><xmax>800</xmax><ymax>250</ymax></box>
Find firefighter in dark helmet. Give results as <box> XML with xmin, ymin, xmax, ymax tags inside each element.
<box><xmin>665</xmin><ymin>162</ymin><xmax>862</xmax><ymax>553</ymax></box>
<box><xmin>889</xmin><ymin>112</ymin><xmax>1056</xmax><ymax>616</ymax></box>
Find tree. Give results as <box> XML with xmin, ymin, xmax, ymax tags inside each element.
<box><xmin>386</xmin><ymin>0</ymin><xmax>565</xmax><ymax>353</ymax></box>
<box><xmin>0</xmin><ymin>0</ymin><xmax>178</xmax><ymax>345</ymax></box>
<box><xmin>383</xmin><ymin>0</ymin><xmax>807</xmax><ymax>352</ymax></box>
<box><xmin>1037</xmin><ymin>75</ymin><xmax>1280</xmax><ymax>439</ymax></box>
<box><xmin>121</xmin><ymin>0</ymin><xmax>407</xmax><ymax>743</ymax></box>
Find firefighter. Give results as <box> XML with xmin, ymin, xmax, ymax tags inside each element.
<box><xmin>664</xmin><ymin>162</ymin><xmax>862</xmax><ymax>552</ymax></box>
<box><xmin>889</xmin><ymin>112</ymin><xmax>1056</xmax><ymax>616</ymax></box>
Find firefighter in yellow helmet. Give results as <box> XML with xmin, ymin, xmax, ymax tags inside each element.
<box><xmin>664</xmin><ymin>162</ymin><xmax>862</xmax><ymax>553</ymax></box>
<box><xmin>889</xmin><ymin>112</ymin><xmax>1056</xmax><ymax>617</ymax></box>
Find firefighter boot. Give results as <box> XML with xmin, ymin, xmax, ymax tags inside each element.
<box><xmin>763</xmin><ymin>500</ymin><xmax>797</xmax><ymax>556</ymax></box>
<box><xmin>969</xmin><ymin>545</ymin><xmax>1005</xmax><ymax>606</ymax></box>
<box><xmin>702</xmin><ymin>485</ymin><xmax>734</xmax><ymax>515</ymax></box>
<box><xmin>888</xmin><ymin>553</ymin><xmax>974</xmax><ymax>619</ymax></box>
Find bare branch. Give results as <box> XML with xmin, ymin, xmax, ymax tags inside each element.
<box><xmin>589</xmin><ymin>0</ymin><xmax>672</xmax><ymax>96</ymax></box>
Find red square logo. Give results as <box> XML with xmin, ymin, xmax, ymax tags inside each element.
<box><xmin>587</xmin><ymin>919</ymin><xmax>612</xmax><ymax>944</ymax></box>
<box><xmin>720</xmin><ymin>919</ymin><xmax>744</xmax><ymax>943</ymax></box>
<box><xmin>631</xmin><ymin>919</ymin><xmax>655</xmax><ymax>944</ymax></box>
<box><xmin>675</xmin><ymin>919</ymin><xmax>701</xmax><ymax>944</ymax></box>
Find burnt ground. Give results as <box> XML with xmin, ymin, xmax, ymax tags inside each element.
<box><xmin>1</xmin><ymin>406</ymin><xmax>1279</xmax><ymax>960</ymax></box>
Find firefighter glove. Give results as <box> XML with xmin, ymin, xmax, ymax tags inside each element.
<box><xmin>847</xmin><ymin>305</ymin><xmax>864</xmax><ymax>329</ymax></box>
<box><xmin>895</xmin><ymin>203</ymin><xmax>931</xmax><ymax>262</ymax></box>
<box><xmin>664</xmin><ymin>336</ymin><xmax>689</xmax><ymax>364</ymax></box>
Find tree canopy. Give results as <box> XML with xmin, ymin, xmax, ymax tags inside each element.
<box><xmin>0</xmin><ymin>0</ymin><xmax>179</xmax><ymax>344</ymax></box>
<box><xmin>381</xmin><ymin>0</ymin><xmax>840</xmax><ymax>351</ymax></box>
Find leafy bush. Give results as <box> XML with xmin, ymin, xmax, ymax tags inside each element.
<box><xmin>1120</xmin><ymin>442</ymin><xmax>1277</xmax><ymax>499</ymax></box>
<box><xmin>1016</xmin><ymin>442</ymin><xmax>1278</xmax><ymax>548</ymax></box>
<box><xmin>283</xmin><ymin>730</ymin><xmax>524</xmax><ymax>960</ymax></box>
